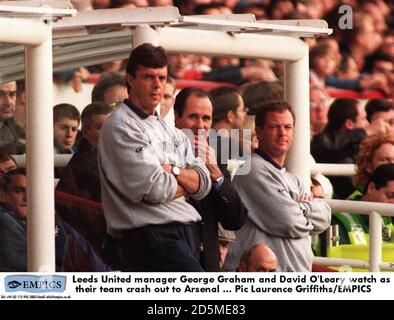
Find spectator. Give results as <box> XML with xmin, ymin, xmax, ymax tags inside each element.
<box><xmin>365</xmin><ymin>99</ymin><xmax>394</xmax><ymax>134</ymax></box>
<box><xmin>354</xmin><ymin>132</ymin><xmax>394</xmax><ymax>191</ymax></box>
<box><xmin>218</xmin><ymin>223</ymin><xmax>236</xmax><ymax>269</ymax></box>
<box><xmin>53</xmin><ymin>103</ymin><xmax>80</xmax><ymax>154</ymax></box>
<box><xmin>310</xmin><ymin>86</ymin><xmax>330</xmax><ymax>137</ymax></box>
<box><xmin>0</xmin><ymin>169</ymin><xmax>110</xmax><ymax>272</ymax></box>
<box><xmin>332</xmin><ymin>163</ymin><xmax>394</xmax><ymax>245</ymax></box>
<box><xmin>224</xmin><ymin>101</ymin><xmax>331</xmax><ymax>271</ymax></box>
<box><xmin>160</xmin><ymin>76</ymin><xmax>176</xmax><ymax>121</ymax></box>
<box><xmin>56</xmin><ymin>102</ymin><xmax>112</xmax><ymax>257</ymax></box>
<box><xmin>311</xmin><ymin>98</ymin><xmax>386</xmax><ymax>198</ymax></box>
<box><xmin>0</xmin><ymin>81</ymin><xmax>25</xmax><ymax>155</ymax></box>
<box><xmin>239</xmin><ymin>243</ymin><xmax>278</xmax><ymax>272</ymax></box>
<box><xmin>91</xmin><ymin>72</ymin><xmax>128</xmax><ymax>108</ymax></box>
<box><xmin>98</xmin><ymin>43</ymin><xmax>211</xmax><ymax>272</ymax></box>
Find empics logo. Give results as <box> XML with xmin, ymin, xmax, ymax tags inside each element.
<box><xmin>5</xmin><ymin>275</ymin><xmax>66</xmax><ymax>293</ymax></box>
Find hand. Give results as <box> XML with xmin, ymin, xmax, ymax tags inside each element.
<box><xmin>161</xmin><ymin>164</ymin><xmax>173</xmax><ymax>173</ymax></box>
<box><xmin>298</xmin><ymin>194</ymin><xmax>314</xmax><ymax>202</ymax></box>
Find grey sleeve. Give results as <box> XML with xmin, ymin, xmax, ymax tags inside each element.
<box><xmin>302</xmin><ymin>200</ymin><xmax>331</xmax><ymax>235</ymax></box>
<box><xmin>182</xmin><ymin>133</ymin><xmax>212</xmax><ymax>201</ymax></box>
<box><xmin>234</xmin><ymin>168</ymin><xmax>314</xmax><ymax>239</ymax></box>
<box><xmin>296</xmin><ymin>178</ymin><xmax>332</xmax><ymax>235</ymax></box>
<box><xmin>99</xmin><ymin>118</ymin><xmax>177</xmax><ymax>204</ymax></box>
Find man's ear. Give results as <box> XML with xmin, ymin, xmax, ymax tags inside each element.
<box><xmin>126</xmin><ymin>74</ymin><xmax>134</xmax><ymax>89</ymax></box>
<box><xmin>367</xmin><ymin>181</ymin><xmax>377</xmax><ymax>195</ymax></box>
<box><xmin>227</xmin><ymin>110</ymin><xmax>235</xmax><ymax>124</ymax></box>
<box><xmin>343</xmin><ymin>118</ymin><xmax>354</xmax><ymax>130</ymax></box>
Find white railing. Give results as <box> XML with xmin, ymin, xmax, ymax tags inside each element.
<box><xmin>315</xmin><ymin>199</ymin><xmax>394</xmax><ymax>272</ymax></box>
<box><xmin>311</xmin><ymin>163</ymin><xmax>356</xmax><ymax>176</ymax></box>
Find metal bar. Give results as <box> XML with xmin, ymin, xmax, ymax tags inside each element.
<box><xmin>0</xmin><ymin>17</ymin><xmax>50</xmax><ymax>45</ymax></box>
<box><xmin>325</xmin><ymin>199</ymin><xmax>394</xmax><ymax>217</ymax></box>
<box><xmin>284</xmin><ymin>47</ymin><xmax>310</xmax><ymax>188</ymax></box>
<box><xmin>369</xmin><ymin>211</ymin><xmax>382</xmax><ymax>272</ymax></box>
<box><xmin>12</xmin><ymin>154</ymin><xmax>72</xmax><ymax>168</ymax></box>
<box><xmin>25</xmin><ymin>31</ymin><xmax>55</xmax><ymax>272</ymax></box>
<box><xmin>311</xmin><ymin>163</ymin><xmax>356</xmax><ymax>176</ymax></box>
<box><xmin>313</xmin><ymin>257</ymin><xmax>394</xmax><ymax>271</ymax></box>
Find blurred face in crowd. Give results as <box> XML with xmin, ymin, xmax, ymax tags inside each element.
<box><xmin>312</xmin><ymin>53</ymin><xmax>337</xmax><ymax>78</ymax></box>
<box><xmin>82</xmin><ymin>113</ymin><xmax>111</xmax><ymax>149</ymax></box>
<box><xmin>0</xmin><ymin>81</ymin><xmax>17</xmax><ymax>122</ymax></box>
<box><xmin>256</xmin><ymin>110</ymin><xmax>294</xmax><ymax>166</ymax></box>
<box><xmin>54</xmin><ymin>117</ymin><xmax>79</xmax><ymax>152</ymax></box>
<box><xmin>103</xmin><ymin>85</ymin><xmax>128</xmax><ymax>108</ymax></box>
<box><xmin>310</xmin><ymin>88</ymin><xmax>329</xmax><ymax>134</ymax></box>
<box><xmin>352</xmin><ymin>103</ymin><xmax>369</xmax><ymax>130</ymax></box>
<box><xmin>160</xmin><ymin>82</ymin><xmax>176</xmax><ymax>118</ymax></box>
<box><xmin>168</xmin><ymin>54</ymin><xmax>192</xmax><ymax>79</ymax></box>
<box><xmin>127</xmin><ymin>65</ymin><xmax>167</xmax><ymax>114</ymax></box>
<box><xmin>368</xmin><ymin>143</ymin><xmax>394</xmax><ymax>173</ymax></box>
<box><xmin>219</xmin><ymin>241</ymin><xmax>229</xmax><ymax>268</ymax></box>
<box><xmin>370</xmin><ymin>109</ymin><xmax>394</xmax><ymax>134</ymax></box>
<box><xmin>5</xmin><ymin>173</ymin><xmax>27</xmax><ymax>219</ymax></box>
<box><xmin>175</xmin><ymin>93</ymin><xmax>213</xmax><ymax>138</ymax></box>
<box><xmin>367</xmin><ymin>180</ymin><xmax>394</xmax><ymax>205</ymax></box>
<box><xmin>228</xmin><ymin>95</ymin><xmax>247</xmax><ymax>130</ymax></box>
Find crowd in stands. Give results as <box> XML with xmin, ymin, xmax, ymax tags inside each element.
<box><xmin>0</xmin><ymin>0</ymin><xmax>393</xmax><ymax>272</ymax></box>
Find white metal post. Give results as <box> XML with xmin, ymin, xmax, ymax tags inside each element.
<box><xmin>133</xmin><ymin>24</ymin><xmax>160</xmax><ymax>48</ymax></box>
<box><xmin>283</xmin><ymin>45</ymin><xmax>311</xmax><ymax>188</ymax></box>
<box><xmin>369</xmin><ymin>211</ymin><xmax>382</xmax><ymax>272</ymax></box>
<box><xmin>25</xmin><ymin>26</ymin><xmax>55</xmax><ymax>272</ymax></box>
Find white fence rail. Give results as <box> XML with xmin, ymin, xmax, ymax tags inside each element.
<box><xmin>317</xmin><ymin>199</ymin><xmax>394</xmax><ymax>272</ymax></box>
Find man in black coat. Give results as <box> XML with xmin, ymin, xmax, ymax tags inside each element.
<box><xmin>174</xmin><ymin>87</ymin><xmax>248</xmax><ymax>271</ymax></box>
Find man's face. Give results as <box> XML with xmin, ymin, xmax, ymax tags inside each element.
<box><xmin>175</xmin><ymin>94</ymin><xmax>213</xmax><ymax>138</ymax></box>
<box><xmin>310</xmin><ymin>89</ymin><xmax>329</xmax><ymax>126</ymax></box>
<box><xmin>54</xmin><ymin>117</ymin><xmax>79</xmax><ymax>152</ymax></box>
<box><xmin>369</xmin><ymin>143</ymin><xmax>394</xmax><ymax>172</ymax></box>
<box><xmin>256</xmin><ymin>110</ymin><xmax>294</xmax><ymax>161</ymax></box>
<box><xmin>229</xmin><ymin>95</ymin><xmax>247</xmax><ymax>130</ymax></box>
<box><xmin>5</xmin><ymin>174</ymin><xmax>27</xmax><ymax>219</ymax></box>
<box><xmin>168</xmin><ymin>54</ymin><xmax>192</xmax><ymax>79</ymax></box>
<box><xmin>82</xmin><ymin>114</ymin><xmax>111</xmax><ymax>149</ymax></box>
<box><xmin>103</xmin><ymin>85</ymin><xmax>128</xmax><ymax>108</ymax></box>
<box><xmin>219</xmin><ymin>241</ymin><xmax>229</xmax><ymax>268</ymax></box>
<box><xmin>0</xmin><ymin>81</ymin><xmax>17</xmax><ymax>122</ymax></box>
<box><xmin>352</xmin><ymin>103</ymin><xmax>369</xmax><ymax>130</ymax></box>
<box><xmin>368</xmin><ymin>180</ymin><xmax>394</xmax><ymax>205</ymax></box>
<box><xmin>160</xmin><ymin>82</ymin><xmax>175</xmax><ymax>118</ymax></box>
<box><xmin>127</xmin><ymin>65</ymin><xmax>167</xmax><ymax>113</ymax></box>
<box><xmin>370</xmin><ymin>109</ymin><xmax>394</xmax><ymax>133</ymax></box>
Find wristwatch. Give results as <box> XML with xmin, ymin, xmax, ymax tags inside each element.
<box><xmin>172</xmin><ymin>165</ymin><xmax>181</xmax><ymax>177</ymax></box>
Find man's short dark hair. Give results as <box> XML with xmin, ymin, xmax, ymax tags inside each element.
<box><xmin>365</xmin><ymin>99</ymin><xmax>394</xmax><ymax>122</ymax></box>
<box><xmin>255</xmin><ymin>101</ymin><xmax>295</xmax><ymax>129</ymax></box>
<box><xmin>126</xmin><ymin>43</ymin><xmax>168</xmax><ymax>77</ymax></box>
<box><xmin>210</xmin><ymin>86</ymin><xmax>241</xmax><ymax>122</ymax></box>
<box><xmin>173</xmin><ymin>87</ymin><xmax>214</xmax><ymax>117</ymax></box>
<box><xmin>366</xmin><ymin>163</ymin><xmax>394</xmax><ymax>190</ymax></box>
<box><xmin>53</xmin><ymin>103</ymin><xmax>80</xmax><ymax>124</ymax></box>
<box><xmin>91</xmin><ymin>72</ymin><xmax>126</xmax><ymax>103</ymax></box>
<box><xmin>81</xmin><ymin>102</ymin><xmax>112</xmax><ymax>129</ymax></box>
<box><xmin>327</xmin><ymin>98</ymin><xmax>359</xmax><ymax>131</ymax></box>
<box><xmin>1</xmin><ymin>168</ymin><xmax>26</xmax><ymax>193</ymax></box>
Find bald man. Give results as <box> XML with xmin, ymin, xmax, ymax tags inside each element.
<box><xmin>239</xmin><ymin>243</ymin><xmax>278</xmax><ymax>272</ymax></box>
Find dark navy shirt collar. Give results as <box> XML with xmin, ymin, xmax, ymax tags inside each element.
<box><xmin>123</xmin><ymin>99</ymin><xmax>158</xmax><ymax>119</ymax></box>
<box><xmin>254</xmin><ymin>149</ymin><xmax>283</xmax><ymax>170</ymax></box>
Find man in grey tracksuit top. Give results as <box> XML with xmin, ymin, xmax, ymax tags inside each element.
<box><xmin>98</xmin><ymin>44</ymin><xmax>211</xmax><ymax>271</ymax></box>
<box><xmin>223</xmin><ymin>101</ymin><xmax>331</xmax><ymax>272</ymax></box>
